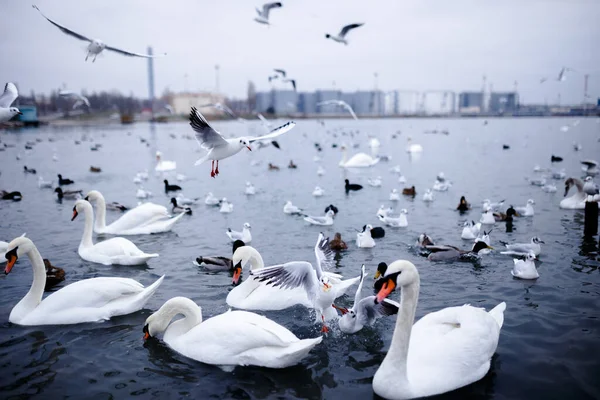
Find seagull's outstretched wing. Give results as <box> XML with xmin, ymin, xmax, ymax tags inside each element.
<box><xmin>352</xmin><ymin>265</ymin><xmax>367</xmax><ymax>308</ymax></box>
<box><xmin>340</xmin><ymin>101</ymin><xmax>358</xmax><ymax>120</ymax></box>
<box><xmin>248</xmin><ymin>121</ymin><xmax>295</xmax><ymax>143</ymax></box>
<box><xmin>314</xmin><ymin>233</ymin><xmax>334</xmax><ymax>277</ymax></box>
<box><xmin>357</xmin><ymin>296</ymin><xmax>399</xmax><ymax>327</ymax></box>
<box><xmin>250</xmin><ymin>261</ymin><xmax>318</xmax><ymax>303</ymax></box>
<box><xmin>0</xmin><ymin>83</ymin><xmax>18</xmax><ymax>108</ymax></box>
<box><xmin>262</xmin><ymin>2</ymin><xmax>283</xmax><ymax>19</ymax></box>
<box><xmin>339</xmin><ymin>23</ymin><xmax>364</xmax><ymax>38</ymax></box>
<box><xmin>104</xmin><ymin>45</ymin><xmax>166</xmax><ymax>58</ymax></box>
<box><xmin>32</xmin><ymin>5</ymin><xmax>91</xmax><ymax>42</ymax></box>
<box><xmin>189</xmin><ymin>107</ymin><xmax>228</xmax><ymax>150</ymax></box>
<box><xmin>58</xmin><ymin>90</ymin><xmax>77</xmax><ymax>97</ymax></box>
<box><xmin>316</xmin><ymin>100</ymin><xmax>340</xmax><ymax>107</ymax></box>
<box><xmin>274</xmin><ymin>68</ymin><xmax>287</xmax><ymax>78</ymax></box>
<box><xmin>256</xmin><ymin>113</ymin><xmax>272</xmax><ymax>128</ymax></box>
<box><xmin>283</xmin><ymin>79</ymin><xmax>297</xmax><ymax>91</ymax></box>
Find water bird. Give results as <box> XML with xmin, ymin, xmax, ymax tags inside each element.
<box><xmin>175</xmin><ymin>193</ymin><xmax>200</xmax><ymax>205</ymax></box>
<box><xmin>494</xmin><ymin>206</ymin><xmax>519</xmax><ymax>222</ymax></box>
<box><xmin>317</xmin><ymin>100</ymin><xmax>358</xmax><ymax>120</ymax></box>
<box><xmin>0</xmin><ymin>82</ymin><xmax>21</xmax><ymax>122</ymax></box>
<box><xmin>378</xmin><ymin>210</ymin><xmax>408</xmax><ymax>228</ymax></box>
<box><xmin>541</xmin><ymin>183</ymin><xmax>557</xmax><ymax>193</ymax></box>
<box><xmin>330</xmin><ymin>233</ymin><xmax>347</xmax><ymax>251</ymax></box>
<box><xmin>423</xmin><ymin>189</ymin><xmax>434</xmax><ymax>202</ymax></box>
<box><xmin>32</xmin><ymin>5</ymin><xmax>167</xmax><ymax>62</ymax></box>
<box><xmin>43</xmin><ymin>259</ymin><xmax>65</xmax><ymax>290</ymax></box>
<box><xmin>205</xmin><ymin>192</ymin><xmax>220</xmax><ymax>206</ymax></box>
<box><xmin>219</xmin><ymin>198</ymin><xmax>233</xmax><ymax>213</ymax></box>
<box><xmin>583</xmin><ymin>176</ymin><xmax>599</xmax><ymax>197</ymax></box>
<box><xmin>89</xmin><ymin>166</ymin><xmax>101</xmax><ymax>173</ymax></box>
<box><xmin>406</xmin><ymin>137</ymin><xmax>423</xmax><ymax>153</ymax></box>
<box><xmin>515</xmin><ymin>199</ymin><xmax>535</xmax><ymax>216</ymax></box>
<box><xmin>57</xmin><ymin>174</ymin><xmax>74</xmax><ymax>185</ymax></box>
<box><xmin>324</xmin><ymin>204</ymin><xmax>339</xmax><ymax>215</ymax></box>
<box><xmin>511</xmin><ymin>252</ymin><xmax>539</xmax><ymax>280</ymax></box>
<box><xmin>338</xmin><ymin>144</ymin><xmax>378</xmax><ymax>167</ymax></box>
<box><xmin>136</xmin><ymin>188</ymin><xmax>152</xmax><ymax>199</ymax></box>
<box><xmin>461</xmin><ymin>220</ymin><xmax>481</xmax><ymax>240</ymax></box>
<box><xmin>283</xmin><ymin>201</ymin><xmax>303</xmax><ymax>215</ymax></box>
<box><xmin>325</xmin><ymin>23</ymin><xmax>364</xmax><ymax>45</ymax></box>
<box><xmin>170</xmin><ymin>198</ymin><xmax>192</xmax><ymax>215</ymax></box>
<box><xmin>194</xmin><ymin>240</ymin><xmax>246</xmax><ymax>271</ymax></box>
<box><xmin>345</xmin><ymin>179</ymin><xmax>363</xmax><ymax>192</ymax></box>
<box><xmin>54</xmin><ymin>187</ymin><xmax>82</xmax><ymax>200</ymax></box>
<box><xmin>226</xmin><ymin>223</ymin><xmax>252</xmax><ymax>243</ymax></box>
<box><xmin>551</xmin><ymin>155</ymin><xmax>563</xmax><ymax>162</ymax></box>
<box><xmin>1</xmin><ymin>191</ymin><xmax>22</xmax><ymax>201</ymax></box>
<box><xmin>190</xmin><ymin>107</ymin><xmax>295</xmax><ymax>177</ymax></box>
<box><xmin>457</xmin><ymin>196</ymin><xmax>470</xmax><ymax>211</ymax></box>
<box><xmin>368</xmin><ymin>176</ymin><xmax>383</xmax><ymax>187</ymax></box>
<box><xmin>312</xmin><ymin>186</ymin><xmax>324</xmax><ymax>197</ymax></box>
<box><xmin>500</xmin><ymin>237</ymin><xmax>544</xmax><ymax>256</ymax></box>
<box><xmin>389</xmin><ymin>189</ymin><xmax>401</xmax><ymax>201</ymax></box>
<box><xmin>402</xmin><ymin>186</ymin><xmax>416</xmax><ymax>196</ymax></box>
<box><xmin>254</xmin><ymin>2</ymin><xmax>283</xmax><ymax>25</ymax></box>
<box><xmin>24</xmin><ymin>166</ymin><xmax>37</xmax><ymax>174</ymax></box>
<box><xmin>304</xmin><ymin>210</ymin><xmax>335</xmax><ymax>226</ymax></box>
<box><xmin>38</xmin><ymin>177</ymin><xmax>52</xmax><ymax>188</ymax></box>
<box><xmin>581</xmin><ymin>160</ymin><xmax>598</xmax><ymax>176</ymax></box>
<box><xmin>288</xmin><ymin>160</ymin><xmax>297</xmax><ymax>169</ymax></box>
<box><xmin>155</xmin><ymin>151</ymin><xmax>177</xmax><ymax>172</ymax></box>
<box><xmin>164</xmin><ymin>180</ymin><xmax>182</xmax><ymax>193</ymax></box>
<box><xmin>560</xmin><ymin>177</ymin><xmax>586</xmax><ymax>209</ymax></box>
<box><xmin>356</xmin><ymin>225</ymin><xmax>376</xmax><ymax>248</ymax></box>
<box><xmin>365</xmin><ymin>225</ymin><xmax>386</xmax><ymax>238</ymax></box>
<box><xmin>427</xmin><ymin>241</ymin><xmax>493</xmax><ymax>261</ymax></box>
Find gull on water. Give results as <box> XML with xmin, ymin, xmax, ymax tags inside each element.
<box><xmin>304</xmin><ymin>210</ymin><xmax>334</xmax><ymax>226</ymax></box>
<box><xmin>356</xmin><ymin>225</ymin><xmax>376</xmax><ymax>248</ymax></box>
<box><xmin>283</xmin><ymin>201</ymin><xmax>303</xmax><ymax>215</ymax></box>
<box><xmin>500</xmin><ymin>237</ymin><xmax>544</xmax><ymax>256</ymax></box>
<box><xmin>0</xmin><ymin>82</ymin><xmax>21</xmax><ymax>122</ymax></box>
<box><xmin>32</xmin><ymin>5</ymin><xmax>167</xmax><ymax>62</ymax></box>
<box><xmin>226</xmin><ymin>223</ymin><xmax>252</xmax><ymax>243</ymax></box>
<box><xmin>312</xmin><ymin>186</ymin><xmax>324</xmax><ymax>197</ymax></box>
<box><xmin>325</xmin><ymin>23</ymin><xmax>364</xmax><ymax>45</ymax></box>
<box><xmin>219</xmin><ymin>198</ymin><xmax>233</xmax><ymax>213</ymax></box>
<box><xmin>511</xmin><ymin>252</ymin><xmax>539</xmax><ymax>280</ymax></box>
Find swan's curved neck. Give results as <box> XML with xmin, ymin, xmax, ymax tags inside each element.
<box><xmin>246</xmin><ymin>249</ymin><xmax>264</xmax><ymax>270</ymax></box>
<box><xmin>380</xmin><ymin>280</ymin><xmax>420</xmax><ymax>384</ymax></box>
<box><xmin>79</xmin><ymin>206</ymin><xmax>95</xmax><ymax>249</ymax></box>
<box><xmin>93</xmin><ymin>196</ymin><xmax>107</xmax><ymax>231</ymax></box>
<box><xmin>160</xmin><ymin>299</ymin><xmax>203</xmax><ymax>339</ymax></box>
<box><xmin>12</xmin><ymin>246</ymin><xmax>47</xmax><ymax>319</ymax></box>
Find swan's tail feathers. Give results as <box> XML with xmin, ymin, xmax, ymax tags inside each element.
<box><xmin>112</xmin><ymin>275</ymin><xmax>165</xmax><ymax>317</ymax></box>
<box><xmin>156</xmin><ymin>210</ymin><xmax>186</xmax><ymax>233</ymax></box>
<box><xmin>134</xmin><ymin>275</ymin><xmax>165</xmax><ymax>308</ymax></box>
<box><xmin>488</xmin><ymin>302</ymin><xmax>506</xmax><ymax>328</ymax></box>
<box><xmin>260</xmin><ymin>337</ymin><xmax>323</xmax><ymax>368</ymax></box>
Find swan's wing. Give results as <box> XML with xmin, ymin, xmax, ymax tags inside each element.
<box><xmin>248</xmin><ymin>121</ymin><xmax>296</xmax><ymax>143</ymax></box>
<box><xmin>107</xmin><ymin>203</ymin><xmax>169</xmax><ymax>232</ymax></box>
<box><xmin>92</xmin><ymin>237</ymin><xmax>143</xmax><ymax>257</ymax></box>
<box><xmin>338</xmin><ymin>23</ymin><xmax>364</xmax><ymax>38</ymax></box>
<box><xmin>0</xmin><ymin>82</ymin><xmax>18</xmax><ymax>108</ymax></box>
<box><xmin>261</xmin><ymin>2</ymin><xmax>282</xmax><ymax>18</ymax></box>
<box><xmin>189</xmin><ymin>107</ymin><xmax>228</xmax><ymax>150</ymax></box>
<box><xmin>314</xmin><ymin>233</ymin><xmax>334</xmax><ymax>277</ymax></box>
<box><xmin>356</xmin><ymin>296</ymin><xmax>399</xmax><ymax>326</ymax></box>
<box><xmin>250</xmin><ymin>261</ymin><xmax>318</xmax><ymax>304</ymax></box>
<box><xmin>32</xmin><ymin>5</ymin><xmax>91</xmax><ymax>42</ymax></box>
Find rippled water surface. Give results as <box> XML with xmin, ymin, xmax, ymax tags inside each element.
<box><xmin>0</xmin><ymin>117</ymin><xmax>599</xmax><ymax>399</ymax></box>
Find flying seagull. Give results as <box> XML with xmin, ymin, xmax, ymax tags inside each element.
<box><xmin>0</xmin><ymin>83</ymin><xmax>21</xmax><ymax>122</ymax></box>
<box><xmin>254</xmin><ymin>2</ymin><xmax>283</xmax><ymax>25</ymax></box>
<box><xmin>317</xmin><ymin>100</ymin><xmax>358</xmax><ymax>120</ymax></box>
<box><xmin>325</xmin><ymin>23</ymin><xmax>364</xmax><ymax>45</ymax></box>
<box><xmin>189</xmin><ymin>107</ymin><xmax>295</xmax><ymax>177</ymax></box>
<box><xmin>59</xmin><ymin>90</ymin><xmax>90</xmax><ymax>110</ymax></box>
<box><xmin>32</xmin><ymin>5</ymin><xmax>167</xmax><ymax>62</ymax></box>
<box><xmin>274</xmin><ymin>68</ymin><xmax>287</xmax><ymax>78</ymax></box>
<box><xmin>199</xmin><ymin>103</ymin><xmax>240</xmax><ymax>120</ymax></box>
<box><xmin>283</xmin><ymin>78</ymin><xmax>297</xmax><ymax>91</ymax></box>
<box><xmin>540</xmin><ymin>67</ymin><xmax>574</xmax><ymax>84</ymax></box>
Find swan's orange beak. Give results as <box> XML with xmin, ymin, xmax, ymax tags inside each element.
<box><xmin>5</xmin><ymin>252</ymin><xmax>17</xmax><ymax>275</ymax></box>
<box><xmin>232</xmin><ymin>264</ymin><xmax>242</xmax><ymax>285</ymax></box>
<box><xmin>71</xmin><ymin>209</ymin><xmax>78</xmax><ymax>221</ymax></box>
<box><xmin>332</xmin><ymin>304</ymin><xmax>348</xmax><ymax>315</ymax></box>
<box><xmin>143</xmin><ymin>325</ymin><xmax>150</xmax><ymax>340</ymax></box>
<box><xmin>375</xmin><ymin>278</ymin><xmax>396</xmax><ymax>303</ymax></box>
<box><xmin>246</xmin><ymin>146</ymin><xmax>252</xmax><ymax>151</ymax></box>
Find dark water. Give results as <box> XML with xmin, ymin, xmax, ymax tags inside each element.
<box><xmin>0</xmin><ymin>117</ymin><xmax>599</xmax><ymax>400</ymax></box>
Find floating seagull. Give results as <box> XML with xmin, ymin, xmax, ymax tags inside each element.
<box><xmin>283</xmin><ymin>201</ymin><xmax>303</xmax><ymax>215</ymax></box>
<box><xmin>204</xmin><ymin>192</ymin><xmax>220</xmax><ymax>206</ymax></box>
<box><xmin>0</xmin><ymin>82</ymin><xmax>21</xmax><ymax>122</ymax></box>
<box><xmin>317</xmin><ymin>100</ymin><xmax>358</xmax><ymax>120</ymax></box>
<box><xmin>245</xmin><ymin>182</ymin><xmax>256</xmax><ymax>195</ymax></box>
<box><xmin>500</xmin><ymin>237</ymin><xmax>544</xmax><ymax>256</ymax></box>
<box><xmin>227</xmin><ymin>223</ymin><xmax>252</xmax><ymax>243</ymax></box>
<box><xmin>356</xmin><ymin>225</ymin><xmax>376</xmax><ymax>248</ymax></box>
<box><xmin>423</xmin><ymin>189</ymin><xmax>434</xmax><ymax>202</ymax></box>
<box><xmin>461</xmin><ymin>220</ymin><xmax>481</xmax><ymax>240</ymax></box>
<box><xmin>515</xmin><ymin>199</ymin><xmax>535</xmax><ymax>216</ymax></box>
<box><xmin>219</xmin><ymin>198</ymin><xmax>233</xmax><ymax>213</ymax></box>
<box><xmin>583</xmin><ymin>176</ymin><xmax>599</xmax><ymax>198</ymax></box>
<box><xmin>312</xmin><ymin>186</ymin><xmax>324</xmax><ymax>197</ymax></box>
<box><xmin>254</xmin><ymin>2</ymin><xmax>282</xmax><ymax>25</ymax></box>
<box><xmin>325</xmin><ymin>23</ymin><xmax>364</xmax><ymax>45</ymax></box>
<box><xmin>304</xmin><ymin>210</ymin><xmax>334</xmax><ymax>226</ymax></box>
<box><xmin>189</xmin><ymin>107</ymin><xmax>295</xmax><ymax>177</ymax></box>
<box><xmin>32</xmin><ymin>5</ymin><xmax>166</xmax><ymax>62</ymax></box>
<box><xmin>511</xmin><ymin>252</ymin><xmax>539</xmax><ymax>280</ymax></box>
<box><xmin>377</xmin><ymin>210</ymin><xmax>407</xmax><ymax>228</ymax></box>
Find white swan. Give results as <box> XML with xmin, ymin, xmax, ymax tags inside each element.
<box><xmin>143</xmin><ymin>297</ymin><xmax>322</xmax><ymax>369</ymax></box>
<box><xmin>85</xmin><ymin>190</ymin><xmax>185</xmax><ymax>235</ymax></box>
<box><xmin>356</xmin><ymin>225</ymin><xmax>376</xmax><ymax>248</ymax></box>
<box><xmin>155</xmin><ymin>151</ymin><xmax>176</xmax><ymax>172</ymax></box>
<box><xmin>339</xmin><ymin>145</ymin><xmax>379</xmax><ymax>168</ymax></box>
<box><xmin>312</xmin><ymin>186</ymin><xmax>324</xmax><ymax>197</ymax></box>
<box><xmin>560</xmin><ymin>177</ymin><xmax>586</xmax><ymax>209</ymax></box>
<box><xmin>1</xmin><ymin>233</ymin><xmax>26</xmax><ymax>263</ymax></box>
<box><xmin>511</xmin><ymin>252</ymin><xmax>539</xmax><ymax>279</ymax></box>
<box><xmin>72</xmin><ymin>200</ymin><xmax>159</xmax><ymax>265</ymax></box>
<box><xmin>3</xmin><ymin>236</ymin><xmax>164</xmax><ymax>326</ymax></box>
<box><xmin>405</xmin><ymin>137</ymin><xmax>423</xmax><ymax>153</ymax></box>
<box><xmin>372</xmin><ymin>260</ymin><xmax>506</xmax><ymax>400</ymax></box>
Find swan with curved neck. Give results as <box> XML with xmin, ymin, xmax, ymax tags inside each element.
<box><xmin>85</xmin><ymin>190</ymin><xmax>185</xmax><ymax>235</ymax></box>
<box><xmin>339</xmin><ymin>145</ymin><xmax>379</xmax><ymax>168</ymax></box>
<box><xmin>72</xmin><ymin>199</ymin><xmax>159</xmax><ymax>265</ymax></box>
<box><xmin>3</xmin><ymin>236</ymin><xmax>164</xmax><ymax>325</ymax></box>
<box><xmin>560</xmin><ymin>177</ymin><xmax>586</xmax><ymax>209</ymax></box>
<box><xmin>373</xmin><ymin>260</ymin><xmax>505</xmax><ymax>399</ymax></box>
<box><xmin>143</xmin><ymin>296</ymin><xmax>322</xmax><ymax>369</ymax></box>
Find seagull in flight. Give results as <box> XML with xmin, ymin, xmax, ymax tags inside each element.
<box><xmin>540</xmin><ymin>67</ymin><xmax>574</xmax><ymax>84</ymax></box>
<box><xmin>283</xmin><ymin>78</ymin><xmax>297</xmax><ymax>91</ymax></box>
<box><xmin>274</xmin><ymin>68</ymin><xmax>287</xmax><ymax>78</ymax></box>
<box><xmin>32</xmin><ymin>5</ymin><xmax>167</xmax><ymax>62</ymax></box>
<box><xmin>254</xmin><ymin>2</ymin><xmax>283</xmax><ymax>25</ymax></box>
<box><xmin>189</xmin><ymin>107</ymin><xmax>295</xmax><ymax>177</ymax></box>
<box><xmin>325</xmin><ymin>23</ymin><xmax>364</xmax><ymax>45</ymax></box>
<box><xmin>317</xmin><ymin>100</ymin><xmax>358</xmax><ymax>120</ymax></box>
<box><xmin>199</xmin><ymin>103</ymin><xmax>240</xmax><ymax>120</ymax></box>
<box><xmin>0</xmin><ymin>83</ymin><xmax>21</xmax><ymax>122</ymax></box>
<box><xmin>59</xmin><ymin>90</ymin><xmax>90</xmax><ymax>110</ymax></box>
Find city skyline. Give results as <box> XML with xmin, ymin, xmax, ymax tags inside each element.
<box><xmin>1</xmin><ymin>0</ymin><xmax>599</xmax><ymax>104</ymax></box>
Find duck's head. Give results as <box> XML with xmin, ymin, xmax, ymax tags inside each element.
<box><xmin>344</xmin><ymin>179</ymin><xmax>350</xmax><ymax>184</ymax></box>
<box><xmin>163</xmin><ymin>179</ymin><xmax>169</xmax><ymax>185</ymax></box>
<box><xmin>532</xmin><ymin>237</ymin><xmax>544</xmax><ymax>244</ymax></box>
<box><xmin>507</xmin><ymin>206</ymin><xmax>519</xmax><ymax>217</ymax></box>
<box><xmin>374</xmin><ymin>262</ymin><xmax>388</xmax><ymax>279</ymax></box>
<box><xmin>460</xmin><ymin>196</ymin><xmax>467</xmax><ymax>204</ymax></box>
<box><xmin>374</xmin><ymin>260</ymin><xmax>419</xmax><ymax>303</ymax></box>
<box><xmin>4</xmin><ymin>236</ymin><xmax>33</xmax><ymax>274</ymax></box>
<box><xmin>170</xmin><ymin>197</ymin><xmax>178</xmax><ymax>206</ymax></box>
<box><xmin>472</xmin><ymin>240</ymin><xmax>493</xmax><ymax>254</ymax></box>
<box><xmin>333</xmin><ymin>232</ymin><xmax>342</xmax><ymax>240</ymax></box>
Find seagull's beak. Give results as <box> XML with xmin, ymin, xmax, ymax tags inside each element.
<box><xmin>246</xmin><ymin>146</ymin><xmax>252</xmax><ymax>151</ymax></box>
<box><xmin>322</xmin><ymin>282</ymin><xmax>332</xmax><ymax>292</ymax></box>
<box><xmin>332</xmin><ymin>304</ymin><xmax>348</xmax><ymax>315</ymax></box>
<box><xmin>17</xmin><ymin>112</ymin><xmax>23</xmax><ymax>115</ymax></box>
<box><xmin>71</xmin><ymin>209</ymin><xmax>79</xmax><ymax>221</ymax></box>
<box><xmin>375</xmin><ymin>278</ymin><xmax>396</xmax><ymax>304</ymax></box>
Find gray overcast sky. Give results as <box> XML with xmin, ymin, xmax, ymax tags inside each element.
<box><xmin>1</xmin><ymin>0</ymin><xmax>599</xmax><ymax>104</ymax></box>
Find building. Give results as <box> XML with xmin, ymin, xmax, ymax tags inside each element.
<box><xmin>168</xmin><ymin>92</ymin><xmax>226</xmax><ymax>115</ymax></box>
<box><xmin>298</xmin><ymin>92</ymin><xmax>317</xmax><ymax>114</ymax></box>
<box><xmin>272</xmin><ymin>90</ymin><xmax>298</xmax><ymax>114</ymax></box>
<box><xmin>255</xmin><ymin>91</ymin><xmax>273</xmax><ymax>113</ymax></box>
<box><xmin>316</xmin><ymin>90</ymin><xmax>341</xmax><ymax>103</ymax></box>
<box><xmin>489</xmin><ymin>92</ymin><xmax>518</xmax><ymax>113</ymax></box>
<box><xmin>458</xmin><ymin>92</ymin><xmax>484</xmax><ymax>113</ymax></box>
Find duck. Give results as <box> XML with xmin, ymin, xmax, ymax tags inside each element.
<box><xmin>245</xmin><ymin>182</ymin><xmax>256</xmax><ymax>195</ymax></box>
<box><xmin>312</xmin><ymin>186</ymin><xmax>324</xmax><ymax>197</ymax></box>
<box><xmin>405</xmin><ymin>137</ymin><xmax>423</xmax><ymax>153</ymax></box>
<box><xmin>193</xmin><ymin>240</ymin><xmax>245</xmax><ymax>271</ymax></box>
<box><xmin>155</xmin><ymin>151</ymin><xmax>176</xmax><ymax>172</ymax></box>
<box><xmin>2</xmin><ymin>236</ymin><xmax>164</xmax><ymax>325</ymax></box>
<box><xmin>329</xmin><ymin>232</ymin><xmax>347</xmax><ymax>251</ymax></box>
<box><xmin>38</xmin><ymin>177</ymin><xmax>53</xmax><ymax>188</ymax></box>
<box><xmin>219</xmin><ymin>198</ymin><xmax>233</xmax><ymax>213</ymax></box>
<box><xmin>368</xmin><ymin>176</ymin><xmax>382</xmax><ymax>187</ymax></box>
<box><xmin>339</xmin><ymin>145</ymin><xmax>379</xmax><ymax>168</ymax></box>
<box><xmin>402</xmin><ymin>186</ymin><xmax>416</xmax><ymax>196</ymax></box>
<box><xmin>422</xmin><ymin>189</ymin><xmax>434</xmax><ymax>202</ymax></box>
<box><xmin>89</xmin><ymin>166</ymin><xmax>102</xmax><ymax>173</ymax></box>
<box><xmin>170</xmin><ymin>198</ymin><xmax>192</xmax><ymax>215</ymax></box>
<box><xmin>333</xmin><ymin>265</ymin><xmax>399</xmax><ymax>334</ymax></box>
<box><xmin>57</xmin><ymin>174</ymin><xmax>74</xmax><ymax>185</ymax></box>
<box><xmin>283</xmin><ymin>201</ymin><xmax>303</xmax><ymax>215</ymax></box>
<box><xmin>143</xmin><ymin>297</ymin><xmax>322</xmax><ymax>369</ymax></box>
<box><xmin>456</xmin><ymin>196</ymin><xmax>471</xmax><ymax>212</ymax></box>
<box><xmin>461</xmin><ymin>220</ymin><xmax>482</xmax><ymax>240</ymax></box>
<box><xmin>268</xmin><ymin>163</ymin><xmax>280</xmax><ymax>171</ymax></box>
<box><xmin>55</xmin><ymin>187</ymin><xmax>82</xmax><ymax>200</ymax></box>
<box><xmin>500</xmin><ymin>237</ymin><xmax>544</xmax><ymax>256</ymax></box>
<box><xmin>511</xmin><ymin>251</ymin><xmax>539</xmax><ymax>279</ymax></box>
<box><xmin>24</xmin><ymin>166</ymin><xmax>37</xmax><ymax>174</ymax></box>
<box><xmin>226</xmin><ymin>223</ymin><xmax>252</xmax><ymax>243</ymax></box>
<box><xmin>71</xmin><ymin>200</ymin><xmax>159</xmax><ymax>265</ymax></box>
<box><xmin>247</xmin><ymin>234</ymin><xmax>361</xmax><ymax>332</ymax></box>
<box><xmin>175</xmin><ymin>193</ymin><xmax>200</xmax><ymax>205</ymax></box>
<box><xmin>356</xmin><ymin>225</ymin><xmax>376</xmax><ymax>248</ymax></box>
<box><xmin>304</xmin><ymin>209</ymin><xmax>335</xmax><ymax>226</ymax></box>
<box><xmin>560</xmin><ymin>177</ymin><xmax>586</xmax><ymax>209</ymax></box>
<box><xmin>205</xmin><ymin>192</ymin><xmax>221</xmax><ymax>206</ymax></box>
<box><xmin>494</xmin><ymin>206</ymin><xmax>519</xmax><ymax>222</ymax></box>
<box><xmin>85</xmin><ymin>191</ymin><xmax>185</xmax><ymax>235</ymax></box>
<box><xmin>515</xmin><ymin>199</ymin><xmax>535</xmax><ymax>216</ymax></box>
<box><xmin>372</xmin><ymin>260</ymin><xmax>505</xmax><ymax>399</ymax></box>
<box><xmin>480</xmin><ymin>207</ymin><xmax>496</xmax><ymax>224</ymax></box>
<box><xmin>389</xmin><ymin>189</ymin><xmax>401</xmax><ymax>201</ymax></box>
<box><xmin>378</xmin><ymin>210</ymin><xmax>407</xmax><ymax>228</ymax></box>
<box><xmin>581</xmin><ymin>160</ymin><xmax>598</xmax><ymax>176</ymax></box>
<box><xmin>427</xmin><ymin>241</ymin><xmax>493</xmax><ymax>262</ymax></box>
<box><xmin>136</xmin><ymin>188</ymin><xmax>152</xmax><ymax>199</ymax></box>
<box><xmin>345</xmin><ymin>179</ymin><xmax>363</xmax><ymax>192</ymax></box>
<box><xmin>288</xmin><ymin>160</ymin><xmax>297</xmax><ymax>169</ymax></box>
<box><xmin>43</xmin><ymin>259</ymin><xmax>65</xmax><ymax>290</ymax></box>
<box><xmin>365</xmin><ymin>225</ymin><xmax>385</xmax><ymax>238</ymax></box>
<box><xmin>1</xmin><ymin>190</ymin><xmax>22</xmax><ymax>201</ymax></box>
<box><xmin>164</xmin><ymin>180</ymin><xmax>182</xmax><ymax>193</ymax></box>
<box><xmin>551</xmin><ymin>155</ymin><xmax>563</xmax><ymax>162</ymax></box>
